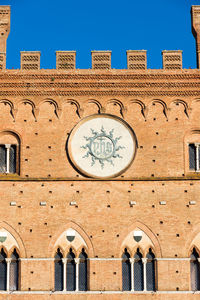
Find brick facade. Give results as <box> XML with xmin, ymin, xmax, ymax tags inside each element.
<box><xmin>0</xmin><ymin>4</ymin><xmax>199</xmax><ymax>300</ymax></box>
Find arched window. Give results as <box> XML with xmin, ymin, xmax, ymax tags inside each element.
<box><xmin>134</xmin><ymin>248</ymin><xmax>143</xmax><ymax>291</ymax></box>
<box><xmin>54</xmin><ymin>248</ymin><xmax>63</xmax><ymax>291</ymax></box>
<box><xmin>122</xmin><ymin>248</ymin><xmax>131</xmax><ymax>291</ymax></box>
<box><xmin>146</xmin><ymin>248</ymin><xmax>156</xmax><ymax>291</ymax></box>
<box><xmin>0</xmin><ymin>132</ymin><xmax>20</xmax><ymax>174</ymax></box>
<box><xmin>79</xmin><ymin>248</ymin><xmax>88</xmax><ymax>291</ymax></box>
<box><xmin>67</xmin><ymin>248</ymin><xmax>76</xmax><ymax>291</ymax></box>
<box><xmin>190</xmin><ymin>248</ymin><xmax>200</xmax><ymax>291</ymax></box>
<box><xmin>0</xmin><ymin>249</ymin><xmax>7</xmax><ymax>290</ymax></box>
<box><xmin>10</xmin><ymin>249</ymin><xmax>19</xmax><ymax>291</ymax></box>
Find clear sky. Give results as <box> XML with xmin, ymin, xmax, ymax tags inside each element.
<box><xmin>1</xmin><ymin>0</ymin><xmax>200</xmax><ymax>69</ymax></box>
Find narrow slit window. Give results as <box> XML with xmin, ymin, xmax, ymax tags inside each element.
<box><xmin>0</xmin><ymin>249</ymin><xmax>7</xmax><ymax>290</ymax></box>
<box><xmin>54</xmin><ymin>249</ymin><xmax>63</xmax><ymax>291</ymax></box>
<box><xmin>134</xmin><ymin>249</ymin><xmax>144</xmax><ymax>291</ymax></box>
<box><xmin>10</xmin><ymin>249</ymin><xmax>19</xmax><ymax>291</ymax></box>
<box><xmin>190</xmin><ymin>248</ymin><xmax>200</xmax><ymax>291</ymax></box>
<box><xmin>122</xmin><ymin>248</ymin><xmax>131</xmax><ymax>291</ymax></box>
<box><xmin>146</xmin><ymin>249</ymin><xmax>156</xmax><ymax>291</ymax></box>
<box><xmin>66</xmin><ymin>249</ymin><xmax>76</xmax><ymax>291</ymax></box>
<box><xmin>79</xmin><ymin>249</ymin><xmax>88</xmax><ymax>291</ymax></box>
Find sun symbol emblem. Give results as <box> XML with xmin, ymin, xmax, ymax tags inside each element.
<box><xmin>81</xmin><ymin>126</ymin><xmax>125</xmax><ymax>169</ymax></box>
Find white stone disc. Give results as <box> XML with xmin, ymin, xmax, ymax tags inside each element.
<box><xmin>68</xmin><ymin>114</ymin><xmax>137</xmax><ymax>178</ymax></box>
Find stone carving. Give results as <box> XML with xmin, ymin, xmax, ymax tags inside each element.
<box><xmin>81</xmin><ymin>126</ymin><xmax>125</xmax><ymax>169</ymax></box>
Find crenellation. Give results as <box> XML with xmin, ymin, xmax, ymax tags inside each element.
<box><xmin>91</xmin><ymin>50</ymin><xmax>111</xmax><ymax>69</ymax></box>
<box><xmin>162</xmin><ymin>50</ymin><xmax>182</xmax><ymax>70</ymax></box>
<box><xmin>127</xmin><ymin>50</ymin><xmax>147</xmax><ymax>70</ymax></box>
<box><xmin>20</xmin><ymin>51</ymin><xmax>41</xmax><ymax>71</ymax></box>
<box><xmin>56</xmin><ymin>51</ymin><xmax>76</xmax><ymax>70</ymax></box>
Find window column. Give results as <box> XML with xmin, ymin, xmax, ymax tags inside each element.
<box><xmin>5</xmin><ymin>258</ymin><xmax>11</xmax><ymax>291</ymax></box>
<box><xmin>142</xmin><ymin>258</ymin><xmax>147</xmax><ymax>292</ymax></box>
<box><xmin>195</xmin><ymin>143</ymin><xmax>200</xmax><ymax>171</ymax></box>
<box><xmin>75</xmin><ymin>258</ymin><xmax>80</xmax><ymax>292</ymax></box>
<box><xmin>5</xmin><ymin>144</ymin><xmax>10</xmax><ymax>174</ymax></box>
<box><xmin>62</xmin><ymin>258</ymin><xmax>67</xmax><ymax>291</ymax></box>
<box><xmin>130</xmin><ymin>258</ymin><xmax>134</xmax><ymax>291</ymax></box>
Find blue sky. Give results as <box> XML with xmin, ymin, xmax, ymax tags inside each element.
<box><xmin>1</xmin><ymin>0</ymin><xmax>200</xmax><ymax>69</ymax></box>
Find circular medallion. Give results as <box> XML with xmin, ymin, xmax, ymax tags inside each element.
<box><xmin>68</xmin><ymin>114</ymin><xmax>137</xmax><ymax>178</ymax></box>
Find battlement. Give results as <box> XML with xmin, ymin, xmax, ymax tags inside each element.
<box><xmin>0</xmin><ymin>49</ymin><xmax>192</xmax><ymax>71</ymax></box>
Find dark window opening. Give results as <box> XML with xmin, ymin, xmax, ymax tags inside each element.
<box><xmin>190</xmin><ymin>248</ymin><xmax>200</xmax><ymax>291</ymax></box>
<box><xmin>10</xmin><ymin>249</ymin><xmax>19</xmax><ymax>291</ymax></box>
<box><xmin>0</xmin><ymin>248</ymin><xmax>7</xmax><ymax>290</ymax></box>
<box><xmin>146</xmin><ymin>248</ymin><xmax>156</xmax><ymax>291</ymax></box>
<box><xmin>67</xmin><ymin>248</ymin><xmax>76</xmax><ymax>291</ymax></box>
<box><xmin>54</xmin><ymin>249</ymin><xmax>63</xmax><ymax>291</ymax></box>
<box><xmin>134</xmin><ymin>248</ymin><xmax>144</xmax><ymax>291</ymax></box>
<box><xmin>122</xmin><ymin>248</ymin><xmax>131</xmax><ymax>291</ymax></box>
<box><xmin>79</xmin><ymin>248</ymin><xmax>88</xmax><ymax>291</ymax></box>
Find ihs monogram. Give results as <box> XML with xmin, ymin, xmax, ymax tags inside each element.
<box><xmin>81</xmin><ymin>126</ymin><xmax>125</xmax><ymax>169</ymax></box>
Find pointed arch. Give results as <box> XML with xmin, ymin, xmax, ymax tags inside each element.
<box><xmin>170</xmin><ymin>99</ymin><xmax>191</xmax><ymax>118</ymax></box>
<box><xmin>149</xmin><ymin>99</ymin><xmax>168</xmax><ymax>120</ymax></box>
<box><xmin>0</xmin><ymin>222</ymin><xmax>26</xmax><ymax>258</ymax></box>
<box><xmin>0</xmin><ymin>246</ymin><xmax>8</xmax><ymax>258</ymax></box>
<box><xmin>77</xmin><ymin>245</ymin><xmax>88</xmax><ymax>257</ymax></box>
<box><xmin>87</xmin><ymin>99</ymin><xmax>105</xmax><ymax>114</ymax></box>
<box><xmin>53</xmin><ymin>246</ymin><xmax>65</xmax><ymax>258</ymax></box>
<box><xmin>120</xmin><ymin>245</ymin><xmax>132</xmax><ymax>258</ymax></box>
<box><xmin>39</xmin><ymin>98</ymin><xmax>61</xmax><ymax>119</ymax></box>
<box><xmin>0</xmin><ymin>99</ymin><xmax>16</xmax><ymax>121</ymax></box>
<box><xmin>185</xmin><ymin>223</ymin><xmax>200</xmax><ymax>257</ymax></box>
<box><xmin>65</xmin><ymin>99</ymin><xmax>83</xmax><ymax>118</ymax></box>
<box><xmin>48</xmin><ymin>221</ymin><xmax>94</xmax><ymax>258</ymax></box>
<box><xmin>17</xmin><ymin>99</ymin><xmax>38</xmax><ymax>121</ymax></box>
<box><xmin>106</xmin><ymin>99</ymin><xmax>127</xmax><ymax>118</ymax></box>
<box><xmin>118</xmin><ymin>221</ymin><xmax>162</xmax><ymax>258</ymax></box>
<box><xmin>130</xmin><ymin>99</ymin><xmax>147</xmax><ymax>119</ymax></box>
<box><xmin>65</xmin><ymin>245</ymin><xmax>77</xmax><ymax>258</ymax></box>
<box><xmin>8</xmin><ymin>245</ymin><xmax>20</xmax><ymax>258</ymax></box>
<box><xmin>132</xmin><ymin>245</ymin><xmax>145</xmax><ymax>258</ymax></box>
